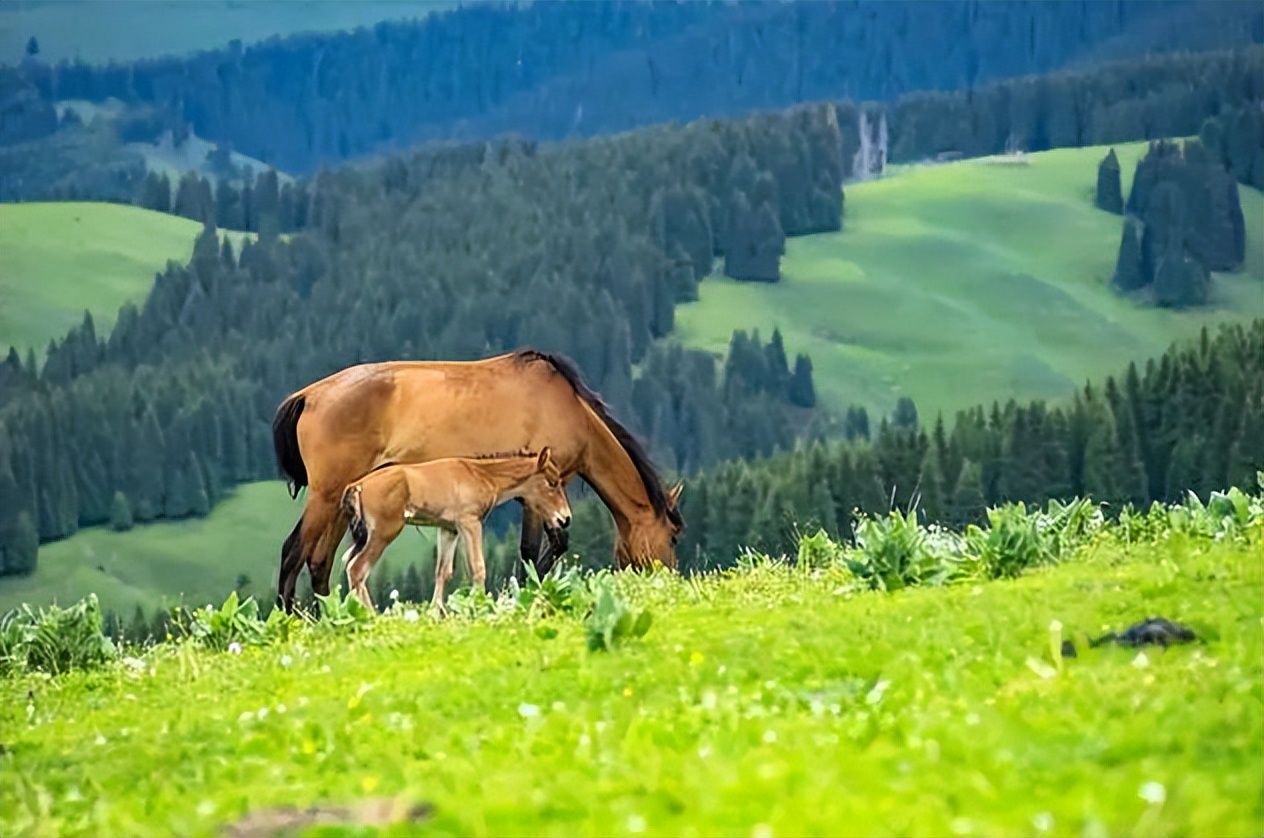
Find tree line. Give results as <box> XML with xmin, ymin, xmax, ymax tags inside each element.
<box><xmin>669</xmin><ymin>320</ymin><xmax>1264</xmax><ymax>572</ymax></box>
<box><xmin>0</xmin><ymin>101</ymin><xmax>852</xmax><ymax>576</ymax></box>
<box><xmin>2</xmin><ymin>21</ymin><xmax>1261</xmax><ymax>206</ymax></box>
<box><xmin>15</xmin><ymin>1</ymin><xmax>1253</xmax><ymax>172</ymax></box>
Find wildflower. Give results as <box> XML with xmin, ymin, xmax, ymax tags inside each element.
<box><xmin>227</xmin><ymin>642</ymin><xmax>242</xmax><ymax>655</ymax></box>
<box><xmin>518</xmin><ymin>703</ymin><xmax>540</xmax><ymax>718</ymax></box>
<box><xmin>403</xmin><ymin>608</ymin><xmax>420</xmax><ymax>623</ymax></box>
<box><xmin>390</xmin><ymin>589</ymin><xmax>400</xmax><ymax>601</ymax></box>
<box><xmin>1138</xmin><ymin>781</ymin><xmax>1166</xmax><ymax>805</ymax></box>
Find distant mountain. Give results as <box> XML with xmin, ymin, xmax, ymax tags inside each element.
<box><xmin>15</xmin><ymin>0</ymin><xmax>1261</xmax><ymax>173</ymax></box>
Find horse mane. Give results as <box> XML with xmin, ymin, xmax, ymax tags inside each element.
<box><xmin>513</xmin><ymin>348</ymin><xmax>683</xmax><ymax>530</ymax></box>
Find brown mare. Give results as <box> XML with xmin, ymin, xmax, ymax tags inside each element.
<box><xmin>272</xmin><ymin>348</ymin><xmax>684</xmax><ymax>612</ymax></box>
<box><xmin>338</xmin><ymin>449</ymin><xmax>571</xmax><ymax>612</ymax></box>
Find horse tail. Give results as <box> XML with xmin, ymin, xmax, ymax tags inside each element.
<box><xmin>272</xmin><ymin>392</ymin><xmax>308</xmax><ymax>499</ymax></box>
<box><xmin>342</xmin><ymin>485</ymin><xmax>368</xmax><ymax>553</ymax></box>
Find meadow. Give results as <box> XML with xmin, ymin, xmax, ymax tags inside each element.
<box><xmin>676</xmin><ymin>141</ymin><xmax>1264</xmax><ymax>419</ymax></box>
<box><xmin>0</xmin><ymin>482</ymin><xmax>435</xmax><ymax>618</ymax></box>
<box><xmin>0</xmin><ymin>202</ymin><xmax>251</xmax><ymax>356</ymax></box>
<box><xmin>1</xmin><ymin>491</ymin><xmax>1260</xmax><ymax>838</ymax></box>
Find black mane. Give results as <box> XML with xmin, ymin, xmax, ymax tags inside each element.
<box><xmin>513</xmin><ymin>348</ymin><xmax>683</xmax><ymax>530</ymax></box>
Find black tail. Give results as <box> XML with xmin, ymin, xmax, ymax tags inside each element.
<box><xmin>342</xmin><ymin>487</ymin><xmax>368</xmax><ymax>552</ymax></box>
<box><xmin>272</xmin><ymin>393</ymin><xmax>308</xmax><ymax>499</ymax></box>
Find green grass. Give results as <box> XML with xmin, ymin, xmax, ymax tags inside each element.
<box><xmin>676</xmin><ymin>141</ymin><xmax>1264</xmax><ymax>420</ymax></box>
<box><xmin>2</xmin><ymin>533</ymin><xmax>1260</xmax><ymax>837</ymax></box>
<box><xmin>0</xmin><ymin>0</ymin><xmax>457</xmax><ymax>64</ymax></box>
<box><xmin>0</xmin><ymin>481</ymin><xmax>435</xmax><ymax>618</ymax></box>
<box><xmin>0</xmin><ymin>202</ymin><xmax>251</xmax><ymax>356</ymax></box>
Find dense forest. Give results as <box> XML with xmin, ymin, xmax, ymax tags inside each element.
<box><xmin>11</xmin><ymin>0</ymin><xmax>1262</xmax><ymax>172</ymax></box>
<box><xmin>570</xmin><ymin>320</ymin><xmax>1264</xmax><ymax>576</ymax></box>
<box><xmin>1</xmin><ymin>8</ymin><xmax>1262</xmax><ymax>203</ymax></box>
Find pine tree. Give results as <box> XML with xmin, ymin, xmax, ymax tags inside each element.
<box><xmin>2</xmin><ymin>510</ymin><xmax>39</xmax><ymax>576</ymax></box>
<box><xmin>1111</xmin><ymin>216</ymin><xmax>1146</xmax><ymax>292</ymax></box>
<box><xmin>1096</xmin><ymin>148</ymin><xmax>1123</xmax><ymax>214</ymax></box>
<box><xmin>109</xmin><ymin>490</ymin><xmax>134</xmax><ymax>532</ymax></box>
<box><xmin>947</xmin><ymin>460</ymin><xmax>986</xmax><ymax>528</ymax></box>
<box><xmin>788</xmin><ymin>354</ymin><xmax>815</xmax><ymax>408</ymax></box>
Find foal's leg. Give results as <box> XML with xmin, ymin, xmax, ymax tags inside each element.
<box><xmin>338</xmin><ymin>543</ymin><xmax>372</xmax><ymax>611</ymax></box>
<box><xmin>432</xmin><ymin>528</ymin><xmax>460</xmax><ymax>613</ymax></box>
<box><xmin>458</xmin><ymin>518</ymin><xmax>488</xmax><ymax>595</ymax></box>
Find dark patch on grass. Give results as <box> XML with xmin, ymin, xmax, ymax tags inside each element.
<box><xmin>1089</xmin><ymin>617</ymin><xmax>1198</xmax><ymax>649</ymax></box>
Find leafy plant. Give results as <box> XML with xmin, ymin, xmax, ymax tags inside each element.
<box><xmin>173</xmin><ymin>591</ymin><xmax>298</xmax><ymax>650</ymax></box>
<box><xmin>313</xmin><ymin>587</ymin><xmax>376</xmax><ymax>633</ymax></box>
<box><xmin>965</xmin><ymin>502</ymin><xmax>1057</xmax><ymax>579</ymax></box>
<box><xmin>0</xmin><ymin>594</ymin><xmax>117</xmax><ymax>676</ymax></box>
<box><xmin>517</xmin><ymin>560</ymin><xmax>590</xmax><ymax>617</ymax></box>
<box><xmin>583</xmin><ymin>573</ymin><xmax>652</xmax><ymax>652</ymax></box>
<box><xmin>849</xmin><ymin>507</ymin><xmax>945</xmax><ymax>590</ymax></box>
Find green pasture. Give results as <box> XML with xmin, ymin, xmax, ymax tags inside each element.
<box><xmin>1</xmin><ymin>530</ymin><xmax>1259</xmax><ymax>837</ymax></box>
<box><xmin>676</xmin><ymin>141</ymin><xmax>1264</xmax><ymax>419</ymax></box>
<box><xmin>0</xmin><ymin>202</ymin><xmax>251</xmax><ymax>357</ymax></box>
<box><xmin>0</xmin><ymin>481</ymin><xmax>435</xmax><ymax>618</ymax></box>
<box><xmin>0</xmin><ymin>0</ymin><xmax>457</xmax><ymax>64</ymax></box>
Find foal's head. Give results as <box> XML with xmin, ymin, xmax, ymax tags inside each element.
<box><xmin>517</xmin><ymin>448</ymin><xmax>571</xmax><ymax>534</ymax></box>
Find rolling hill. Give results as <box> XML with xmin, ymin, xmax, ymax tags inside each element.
<box><xmin>676</xmin><ymin>141</ymin><xmax>1264</xmax><ymax>421</ymax></box>
<box><xmin>0</xmin><ymin>0</ymin><xmax>458</xmax><ymax>64</ymax></box>
<box><xmin>0</xmin><ymin>201</ymin><xmax>251</xmax><ymax>357</ymax></box>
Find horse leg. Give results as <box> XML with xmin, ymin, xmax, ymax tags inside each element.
<box><xmin>338</xmin><ymin>542</ymin><xmax>370</xmax><ymax>611</ymax></box>
<box><xmin>459</xmin><ymin>519</ymin><xmax>487</xmax><ymax>595</ymax></box>
<box><xmin>304</xmin><ymin>492</ymin><xmax>349</xmax><ymax>598</ymax></box>
<box><xmin>345</xmin><ymin>540</ymin><xmax>387</xmax><ymax>612</ymax></box>
<box><xmin>278</xmin><ymin>516</ymin><xmax>305</xmax><ymax>613</ymax></box>
<box><xmin>432</xmin><ymin>528</ymin><xmax>459</xmax><ymax>614</ymax></box>
<box><xmin>536</xmin><ymin>525</ymin><xmax>568</xmax><ymax>578</ymax></box>
<box><xmin>517</xmin><ymin>506</ymin><xmax>544</xmax><ymax>585</ymax></box>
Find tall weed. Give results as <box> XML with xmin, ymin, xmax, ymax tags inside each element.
<box><xmin>0</xmin><ymin>594</ymin><xmax>117</xmax><ymax>676</ymax></box>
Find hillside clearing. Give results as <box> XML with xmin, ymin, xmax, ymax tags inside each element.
<box><xmin>0</xmin><ymin>202</ymin><xmax>252</xmax><ymax>356</ymax></box>
<box><xmin>676</xmin><ymin>141</ymin><xmax>1264</xmax><ymax>420</ymax></box>
<box><xmin>1</xmin><ymin>530</ymin><xmax>1259</xmax><ymax>837</ymax></box>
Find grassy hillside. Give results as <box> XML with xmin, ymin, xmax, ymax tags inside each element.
<box><xmin>0</xmin><ymin>0</ymin><xmax>458</xmax><ymax>64</ymax></box>
<box><xmin>676</xmin><ymin>141</ymin><xmax>1264</xmax><ymax>420</ymax></box>
<box><xmin>0</xmin><ymin>202</ymin><xmax>251</xmax><ymax>356</ymax></box>
<box><xmin>2</xmin><ymin>517</ymin><xmax>1259</xmax><ymax>837</ymax></box>
<box><xmin>0</xmin><ymin>481</ymin><xmax>435</xmax><ymax>617</ymax></box>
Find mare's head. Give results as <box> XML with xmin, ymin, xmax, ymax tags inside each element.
<box><xmin>618</xmin><ymin>481</ymin><xmax>685</xmax><ymax>570</ymax></box>
<box><xmin>517</xmin><ymin>448</ymin><xmax>572</xmax><ymax>534</ymax></box>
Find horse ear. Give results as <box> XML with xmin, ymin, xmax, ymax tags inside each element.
<box><xmin>537</xmin><ymin>447</ymin><xmax>552</xmax><ymax>470</ymax></box>
<box><xmin>668</xmin><ymin>482</ymin><xmax>684</xmax><ymax>506</ymax></box>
